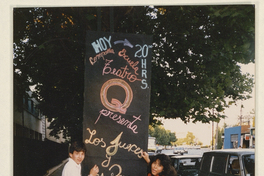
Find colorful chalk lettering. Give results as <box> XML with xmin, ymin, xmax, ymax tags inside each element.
<box><xmin>118</xmin><ymin>49</ymin><xmax>139</xmax><ymax>75</ymax></box>
<box><xmin>114</xmin><ymin>39</ymin><xmax>133</xmax><ymax>48</ymax></box>
<box><xmin>84</xmin><ymin>128</ymin><xmax>144</xmax><ymax>175</ymax></box>
<box><xmin>94</xmin><ymin>109</ymin><xmax>141</xmax><ymax>134</ymax></box>
<box><xmin>89</xmin><ymin>48</ymin><xmax>115</xmax><ymax>65</ymax></box>
<box><xmin>84</xmin><ymin>31</ymin><xmax>152</xmax><ymax>175</ymax></box>
<box><xmin>100</xmin><ymin>78</ymin><xmax>133</xmax><ymax>114</ymax></box>
<box><xmin>102</xmin><ymin>59</ymin><xmax>141</xmax><ymax>82</ymax></box>
<box><xmin>91</xmin><ymin>36</ymin><xmax>112</xmax><ymax>53</ymax></box>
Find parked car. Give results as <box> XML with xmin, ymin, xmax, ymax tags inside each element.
<box><xmin>198</xmin><ymin>149</ymin><xmax>255</xmax><ymax>176</ymax></box>
<box><xmin>148</xmin><ymin>152</ymin><xmax>156</xmax><ymax>156</ymax></box>
<box><xmin>170</xmin><ymin>155</ymin><xmax>202</xmax><ymax>176</ymax></box>
<box><xmin>156</xmin><ymin>149</ymin><xmax>178</xmax><ymax>157</ymax></box>
<box><xmin>173</xmin><ymin>147</ymin><xmax>188</xmax><ymax>155</ymax></box>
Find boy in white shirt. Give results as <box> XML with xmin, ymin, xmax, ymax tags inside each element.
<box><xmin>62</xmin><ymin>141</ymin><xmax>99</xmax><ymax>176</ymax></box>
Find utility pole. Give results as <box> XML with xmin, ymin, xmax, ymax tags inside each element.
<box><xmin>212</xmin><ymin>121</ymin><xmax>214</xmax><ymax>150</ymax></box>
<box><xmin>212</xmin><ymin>108</ymin><xmax>214</xmax><ymax>150</ymax></box>
<box><xmin>215</xmin><ymin>122</ymin><xmax>218</xmax><ymax>149</ymax></box>
<box><xmin>240</xmin><ymin>103</ymin><xmax>243</xmax><ymax>126</ymax></box>
<box><xmin>212</xmin><ymin>109</ymin><xmax>214</xmax><ymax>150</ymax></box>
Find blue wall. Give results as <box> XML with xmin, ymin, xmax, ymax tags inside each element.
<box><xmin>224</xmin><ymin>126</ymin><xmax>241</xmax><ymax>149</ymax></box>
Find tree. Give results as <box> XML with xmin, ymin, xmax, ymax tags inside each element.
<box><xmin>216</xmin><ymin>126</ymin><xmax>224</xmax><ymax>149</ymax></box>
<box><xmin>168</xmin><ymin>131</ymin><xmax>178</xmax><ymax>146</ymax></box>
<box><xmin>175</xmin><ymin>131</ymin><xmax>196</xmax><ymax>145</ymax></box>
<box><xmin>175</xmin><ymin>138</ymin><xmax>185</xmax><ymax>146</ymax></box>
<box><xmin>148</xmin><ymin>6</ymin><xmax>254</xmax><ymax>123</ymax></box>
<box><xmin>149</xmin><ymin>125</ymin><xmax>177</xmax><ymax>146</ymax></box>
<box><xmin>212</xmin><ymin>123</ymin><xmax>226</xmax><ymax>149</ymax></box>
<box><xmin>197</xmin><ymin>141</ymin><xmax>203</xmax><ymax>146</ymax></box>
<box><xmin>185</xmin><ymin>132</ymin><xmax>196</xmax><ymax>145</ymax></box>
<box><xmin>13</xmin><ymin>6</ymin><xmax>255</xmax><ymax>139</ymax></box>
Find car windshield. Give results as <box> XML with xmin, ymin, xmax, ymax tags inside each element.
<box><xmin>174</xmin><ymin>158</ymin><xmax>201</xmax><ymax>169</ymax></box>
<box><xmin>180</xmin><ymin>158</ymin><xmax>200</xmax><ymax>166</ymax></box>
<box><xmin>243</xmin><ymin>154</ymin><xmax>255</xmax><ymax>176</ymax></box>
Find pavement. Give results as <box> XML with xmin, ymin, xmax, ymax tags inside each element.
<box><xmin>44</xmin><ymin>159</ymin><xmax>68</xmax><ymax>176</ymax></box>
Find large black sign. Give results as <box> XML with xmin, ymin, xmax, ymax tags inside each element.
<box><xmin>83</xmin><ymin>31</ymin><xmax>152</xmax><ymax>176</ymax></box>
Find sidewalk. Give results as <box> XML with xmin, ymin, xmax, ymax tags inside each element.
<box><xmin>44</xmin><ymin>159</ymin><xmax>68</xmax><ymax>176</ymax></box>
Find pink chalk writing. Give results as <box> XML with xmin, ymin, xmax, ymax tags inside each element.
<box><xmin>89</xmin><ymin>48</ymin><xmax>115</xmax><ymax>65</ymax></box>
<box><xmin>102</xmin><ymin>59</ymin><xmax>141</xmax><ymax>82</ymax></box>
<box><xmin>94</xmin><ymin>109</ymin><xmax>141</xmax><ymax>134</ymax></box>
<box><xmin>118</xmin><ymin>49</ymin><xmax>139</xmax><ymax>75</ymax></box>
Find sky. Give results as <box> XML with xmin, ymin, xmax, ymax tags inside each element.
<box><xmin>163</xmin><ymin>63</ymin><xmax>255</xmax><ymax>145</ymax></box>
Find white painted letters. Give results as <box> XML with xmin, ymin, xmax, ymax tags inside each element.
<box><xmin>91</xmin><ymin>36</ymin><xmax>112</xmax><ymax>54</ymax></box>
<box><xmin>141</xmin><ymin>59</ymin><xmax>148</xmax><ymax>89</ymax></box>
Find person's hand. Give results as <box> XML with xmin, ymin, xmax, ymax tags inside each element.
<box><xmin>142</xmin><ymin>151</ymin><xmax>150</xmax><ymax>164</ymax></box>
<box><xmin>89</xmin><ymin>165</ymin><xmax>99</xmax><ymax>176</ymax></box>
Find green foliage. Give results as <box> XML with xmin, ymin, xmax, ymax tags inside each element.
<box><xmin>149</xmin><ymin>126</ymin><xmax>177</xmax><ymax>146</ymax></box>
<box><xmin>197</xmin><ymin>141</ymin><xmax>203</xmax><ymax>146</ymax></box>
<box><xmin>212</xmin><ymin>123</ymin><xmax>226</xmax><ymax>149</ymax></box>
<box><xmin>216</xmin><ymin>126</ymin><xmax>224</xmax><ymax>149</ymax></box>
<box><xmin>175</xmin><ymin>131</ymin><xmax>197</xmax><ymax>145</ymax></box>
<box><xmin>175</xmin><ymin>138</ymin><xmax>185</xmax><ymax>146</ymax></box>
<box><xmin>148</xmin><ymin>5</ymin><xmax>254</xmax><ymax>124</ymax></box>
<box><xmin>13</xmin><ymin>6</ymin><xmax>255</xmax><ymax>139</ymax></box>
<box><xmin>185</xmin><ymin>132</ymin><xmax>196</xmax><ymax>145</ymax></box>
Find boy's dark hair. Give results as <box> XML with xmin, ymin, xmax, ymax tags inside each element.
<box><xmin>69</xmin><ymin>141</ymin><xmax>87</xmax><ymax>154</ymax></box>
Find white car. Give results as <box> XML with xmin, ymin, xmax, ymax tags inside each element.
<box><xmin>174</xmin><ymin>147</ymin><xmax>188</xmax><ymax>155</ymax></box>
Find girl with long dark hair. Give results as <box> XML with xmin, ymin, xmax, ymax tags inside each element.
<box><xmin>142</xmin><ymin>152</ymin><xmax>177</xmax><ymax>176</ymax></box>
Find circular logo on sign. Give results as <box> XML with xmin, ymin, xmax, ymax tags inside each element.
<box><xmin>100</xmin><ymin>79</ymin><xmax>133</xmax><ymax>114</ymax></box>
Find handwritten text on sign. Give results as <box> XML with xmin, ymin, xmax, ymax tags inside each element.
<box><xmin>89</xmin><ymin>35</ymin><xmax>150</xmax><ymax>89</ymax></box>
<box><xmin>84</xmin><ymin>31</ymin><xmax>152</xmax><ymax>176</ymax></box>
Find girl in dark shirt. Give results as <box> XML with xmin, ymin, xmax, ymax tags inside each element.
<box><xmin>142</xmin><ymin>152</ymin><xmax>177</xmax><ymax>176</ymax></box>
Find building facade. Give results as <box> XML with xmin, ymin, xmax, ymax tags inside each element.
<box><xmin>224</xmin><ymin>125</ymin><xmax>254</xmax><ymax>149</ymax></box>
<box><xmin>14</xmin><ymin>90</ymin><xmax>68</xmax><ymax>176</ymax></box>
<box><xmin>14</xmin><ymin>91</ymin><xmax>45</xmax><ymax>141</ymax></box>
<box><xmin>14</xmin><ymin>90</ymin><xmax>66</xmax><ymax>142</ymax></box>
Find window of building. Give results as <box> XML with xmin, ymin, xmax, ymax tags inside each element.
<box><xmin>34</xmin><ymin>131</ymin><xmax>42</xmax><ymax>141</ymax></box>
<box><xmin>31</xmin><ymin>100</ymin><xmax>34</xmax><ymax>113</ymax></box>
<box><xmin>23</xmin><ymin>96</ymin><xmax>28</xmax><ymax>109</ymax></box>
<box><xmin>231</xmin><ymin>134</ymin><xmax>238</xmax><ymax>142</ymax></box>
<box><xmin>231</xmin><ymin>134</ymin><xmax>239</xmax><ymax>148</ymax></box>
<box><xmin>30</xmin><ymin>129</ymin><xmax>34</xmax><ymax>139</ymax></box>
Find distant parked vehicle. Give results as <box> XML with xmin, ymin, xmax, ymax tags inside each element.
<box><xmin>148</xmin><ymin>152</ymin><xmax>156</xmax><ymax>156</ymax></box>
<box><xmin>174</xmin><ymin>147</ymin><xmax>188</xmax><ymax>155</ymax></box>
<box><xmin>198</xmin><ymin>149</ymin><xmax>255</xmax><ymax>176</ymax></box>
<box><xmin>156</xmin><ymin>149</ymin><xmax>178</xmax><ymax>157</ymax></box>
<box><xmin>148</xmin><ymin>137</ymin><xmax>156</xmax><ymax>152</ymax></box>
<box><xmin>171</xmin><ymin>155</ymin><xmax>202</xmax><ymax>176</ymax></box>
